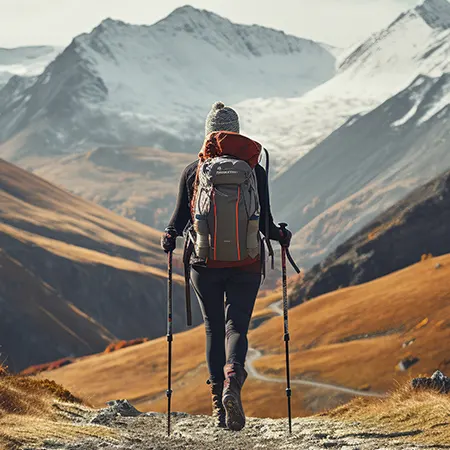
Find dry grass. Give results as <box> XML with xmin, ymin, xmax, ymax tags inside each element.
<box><xmin>104</xmin><ymin>338</ymin><xmax>150</xmax><ymax>354</ymax></box>
<box><xmin>44</xmin><ymin>319</ymin><xmax>353</xmax><ymax>419</ymax></box>
<box><xmin>44</xmin><ymin>326</ymin><xmax>208</xmax><ymax>408</ymax></box>
<box><xmin>251</xmin><ymin>254</ymin><xmax>450</xmax><ymax>392</ymax></box>
<box><xmin>20</xmin><ymin>358</ymin><xmax>74</xmax><ymax>376</ymax></box>
<box><xmin>46</xmin><ymin>255</ymin><xmax>450</xmax><ymax>419</ymax></box>
<box><xmin>325</xmin><ymin>384</ymin><xmax>450</xmax><ymax>445</ymax></box>
<box><xmin>0</xmin><ymin>368</ymin><xmax>117</xmax><ymax>450</ymax></box>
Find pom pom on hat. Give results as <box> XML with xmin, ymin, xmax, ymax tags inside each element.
<box><xmin>205</xmin><ymin>101</ymin><xmax>240</xmax><ymax>136</ymax></box>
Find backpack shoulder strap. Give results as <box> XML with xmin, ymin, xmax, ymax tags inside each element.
<box><xmin>263</xmin><ymin>148</ymin><xmax>275</xmax><ymax>270</ymax></box>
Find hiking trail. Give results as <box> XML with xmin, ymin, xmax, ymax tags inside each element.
<box><xmin>246</xmin><ymin>300</ymin><xmax>385</xmax><ymax>398</ymax></box>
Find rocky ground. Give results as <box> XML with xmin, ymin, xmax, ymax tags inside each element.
<box><xmin>37</xmin><ymin>400</ymin><xmax>443</xmax><ymax>450</ymax></box>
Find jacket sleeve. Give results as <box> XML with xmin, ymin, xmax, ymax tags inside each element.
<box><xmin>167</xmin><ymin>165</ymin><xmax>192</xmax><ymax>236</ymax></box>
<box><xmin>256</xmin><ymin>165</ymin><xmax>280</xmax><ymax>241</ymax></box>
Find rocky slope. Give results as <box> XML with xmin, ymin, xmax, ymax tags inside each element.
<box><xmin>0</xmin><ymin>159</ymin><xmax>199</xmax><ymax>371</ymax></box>
<box><xmin>272</xmin><ymin>70</ymin><xmax>450</xmax><ymax>268</ymax></box>
<box><xmin>291</xmin><ymin>165</ymin><xmax>450</xmax><ymax>302</ymax></box>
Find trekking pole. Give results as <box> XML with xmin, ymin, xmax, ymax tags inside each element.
<box><xmin>278</xmin><ymin>223</ymin><xmax>301</xmax><ymax>434</ymax></box>
<box><xmin>166</xmin><ymin>250</ymin><xmax>174</xmax><ymax>437</ymax></box>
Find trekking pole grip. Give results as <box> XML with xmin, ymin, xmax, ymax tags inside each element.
<box><xmin>278</xmin><ymin>223</ymin><xmax>301</xmax><ymax>274</ymax></box>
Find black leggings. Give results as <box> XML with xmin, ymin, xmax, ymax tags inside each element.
<box><xmin>191</xmin><ymin>266</ymin><xmax>261</xmax><ymax>384</ymax></box>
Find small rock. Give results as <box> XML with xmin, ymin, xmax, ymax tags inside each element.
<box><xmin>397</xmin><ymin>356</ymin><xmax>419</xmax><ymax>371</ymax></box>
<box><xmin>106</xmin><ymin>399</ymin><xmax>142</xmax><ymax>417</ymax></box>
<box><xmin>435</xmin><ymin>263</ymin><xmax>442</xmax><ymax>269</ymax></box>
<box><xmin>402</xmin><ymin>338</ymin><xmax>416</xmax><ymax>348</ymax></box>
<box><xmin>90</xmin><ymin>399</ymin><xmax>142</xmax><ymax>424</ymax></box>
<box><xmin>412</xmin><ymin>370</ymin><xmax>450</xmax><ymax>393</ymax></box>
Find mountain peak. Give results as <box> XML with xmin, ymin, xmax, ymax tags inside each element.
<box><xmin>415</xmin><ymin>0</ymin><xmax>450</xmax><ymax>28</ymax></box>
<box><xmin>157</xmin><ymin>4</ymin><xmax>221</xmax><ymax>29</ymax></box>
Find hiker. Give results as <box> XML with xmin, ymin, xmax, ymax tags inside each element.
<box><xmin>161</xmin><ymin>102</ymin><xmax>292</xmax><ymax>431</ymax></box>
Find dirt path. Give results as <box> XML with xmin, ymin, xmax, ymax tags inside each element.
<box><xmin>246</xmin><ymin>348</ymin><xmax>384</xmax><ymax>398</ymax></box>
<box><xmin>58</xmin><ymin>407</ymin><xmax>432</xmax><ymax>450</ymax></box>
<box><xmin>246</xmin><ymin>300</ymin><xmax>385</xmax><ymax>399</ymax></box>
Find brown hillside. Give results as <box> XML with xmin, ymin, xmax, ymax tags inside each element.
<box><xmin>294</xmin><ymin>168</ymin><xmax>450</xmax><ymax>303</ymax></box>
<box><xmin>0</xmin><ymin>156</ymin><xmax>162</xmax><ymax>264</ymax></box>
<box><xmin>27</xmin><ymin>146</ymin><xmax>193</xmax><ymax>230</ymax></box>
<box><xmin>46</xmin><ymin>254</ymin><xmax>450</xmax><ymax>418</ymax></box>
<box><xmin>44</xmin><ymin>323</ymin><xmax>353</xmax><ymax>419</ymax></box>
<box><xmin>0</xmin><ymin>158</ymin><xmax>196</xmax><ymax>371</ymax></box>
<box><xmin>251</xmin><ymin>254</ymin><xmax>450</xmax><ymax>393</ymax></box>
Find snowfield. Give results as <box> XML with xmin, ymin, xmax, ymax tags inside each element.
<box><xmin>240</xmin><ymin>0</ymin><xmax>450</xmax><ymax>173</ymax></box>
<box><xmin>0</xmin><ymin>46</ymin><xmax>60</xmax><ymax>89</ymax></box>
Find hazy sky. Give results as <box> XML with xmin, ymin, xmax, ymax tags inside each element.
<box><xmin>1</xmin><ymin>0</ymin><xmax>422</xmax><ymax>49</ymax></box>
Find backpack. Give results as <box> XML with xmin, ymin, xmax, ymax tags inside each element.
<box><xmin>191</xmin><ymin>131</ymin><xmax>263</xmax><ymax>264</ymax></box>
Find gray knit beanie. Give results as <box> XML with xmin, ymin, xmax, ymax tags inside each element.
<box><xmin>205</xmin><ymin>101</ymin><xmax>240</xmax><ymax>136</ymax></box>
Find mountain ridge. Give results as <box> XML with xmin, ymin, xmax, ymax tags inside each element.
<box><xmin>272</xmin><ymin>71</ymin><xmax>450</xmax><ymax>268</ymax></box>
<box><xmin>0</xmin><ymin>6</ymin><xmax>335</xmax><ymax>160</ymax></box>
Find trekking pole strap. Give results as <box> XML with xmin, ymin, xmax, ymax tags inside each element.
<box><xmin>183</xmin><ymin>231</ymin><xmax>195</xmax><ymax>327</ymax></box>
<box><xmin>286</xmin><ymin>248</ymin><xmax>301</xmax><ymax>274</ymax></box>
<box><xmin>278</xmin><ymin>222</ymin><xmax>301</xmax><ymax>274</ymax></box>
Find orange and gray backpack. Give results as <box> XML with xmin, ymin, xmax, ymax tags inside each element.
<box><xmin>182</xmin><ymin>131</ymin><xmax>274</xmax><ymax>313</ymax></box>
<box><xmin>192</xmin><ymin>132</ymin><xmax>262</xmax><ymax>264</ymax></box>
<box><xmin>189</xmin><ymin>131</ymin><xmax>275</xmax><ymax>265</ymax></box>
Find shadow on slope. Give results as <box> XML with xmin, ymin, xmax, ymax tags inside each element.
<box><xmin>0</xmin><ymin>158</ymin><xmax>199</xmax><ymax>371</ymax></box>
<box><xmin>293</xmin><ymin>167</ymin><xmax>450</xmax><ymax>302</ymax></box>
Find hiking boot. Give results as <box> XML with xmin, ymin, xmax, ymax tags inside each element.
<box><xmin>207</xmin><ymin>380</ymin><xmax>226</xmax><ymax>428</ymax></box>
<box><xmin>222</xmin><ymin>363</ymin><xmax>248</xmax><ymax>431</ymax></box>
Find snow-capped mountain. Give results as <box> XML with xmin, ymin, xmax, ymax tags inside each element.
<box><xmin>239</xmin><ymin>0</ymin><xmax>450</xmax><ymax>173</ymax></box>
<box><xmin>0</xmin><ymin>6</ymin><xmax>335</xmax><ymax>160</ymax></box>
<box><xmin>0</xmin><ymin>46</ymin><xmax>60</xmax><ymax>89</ymax></box>
<box><xmin>272</xmin><ymin>72</ymin><xmax>450</xmax><ymax>268</ymax></box>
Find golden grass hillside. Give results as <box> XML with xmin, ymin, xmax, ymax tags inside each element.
<box><xmin>0</xmin><ymin>158</ymin><xmax>191</xmax><ymax>372</ymax></box>
<box><xmin>251</xmin><ymin>254</ymin><xmax>450</xmax><ymax>393</ymax></box>
<box><xmin>43</xmin><ymin>323</ymin><xmax>353</xmax><ymax>419</ymax></box>
<box><xmin>0</xmin><ymin>157</ymin><xmax>163</xmax><ymax>265</ymax></box>
<box><xmin>45</xmin><ymin>254</ymin><xmax>450</xmax><ymax>419</ymax></box>
<box><xmin>0</xmin><ymin>368</ymin><xmax>117</xmax><ymax>450</ymax></box>
<box><xmin>325</xmin><ymin>384</ymin><xmax>450</xmax><ymax>446</ymax></box>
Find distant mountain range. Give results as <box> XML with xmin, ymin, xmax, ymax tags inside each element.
<box><xmin>0</xmin><ymin>46</ymin><xmax>60</xmax><ymax>89</ymax></box>
<box><xmin>242</xmin><ymin>0</ymin><xmax>450</xmax><ymax>172</ymax></box>
<box><xmin>272</xmin><ymin>0</ymin><xmax>450</xmax><ymax>267</ymax></box>
<box><xmin>0</xmin><ymin>6</ymin><xmax>334</xmax><ymax>161</ymax></box>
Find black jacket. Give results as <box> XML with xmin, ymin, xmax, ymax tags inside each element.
<box><xmin>168</xmin><ymin>160</ymin><xmax>281</xmax><ymax>241</ymax></box>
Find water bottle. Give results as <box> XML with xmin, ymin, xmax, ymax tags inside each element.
<box><xmin>195</xmin><ymin>215</ymin><xmax>210</xmax><ymax>259</ymax></box>
<box><xmin>247</xmin><ymin>214</ymin><xmax>260</xmax><ymax>258</ymax></box>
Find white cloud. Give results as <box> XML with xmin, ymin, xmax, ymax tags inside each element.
<box><xmin>0</xmin><ymin>0</ymin><xmax>423</xmax><ymax>48</ymax></box>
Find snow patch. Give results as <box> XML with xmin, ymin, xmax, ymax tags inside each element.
<box><xmin>418</xmin><ymin>80</ymin><xmax>450</xmax><ymax>124</ymax></box>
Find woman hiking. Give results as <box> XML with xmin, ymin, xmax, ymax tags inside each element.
<box><xmin>161</xmin><ymin>101</ymin><xmax>292</xmax><ymax>431</ymax></box>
